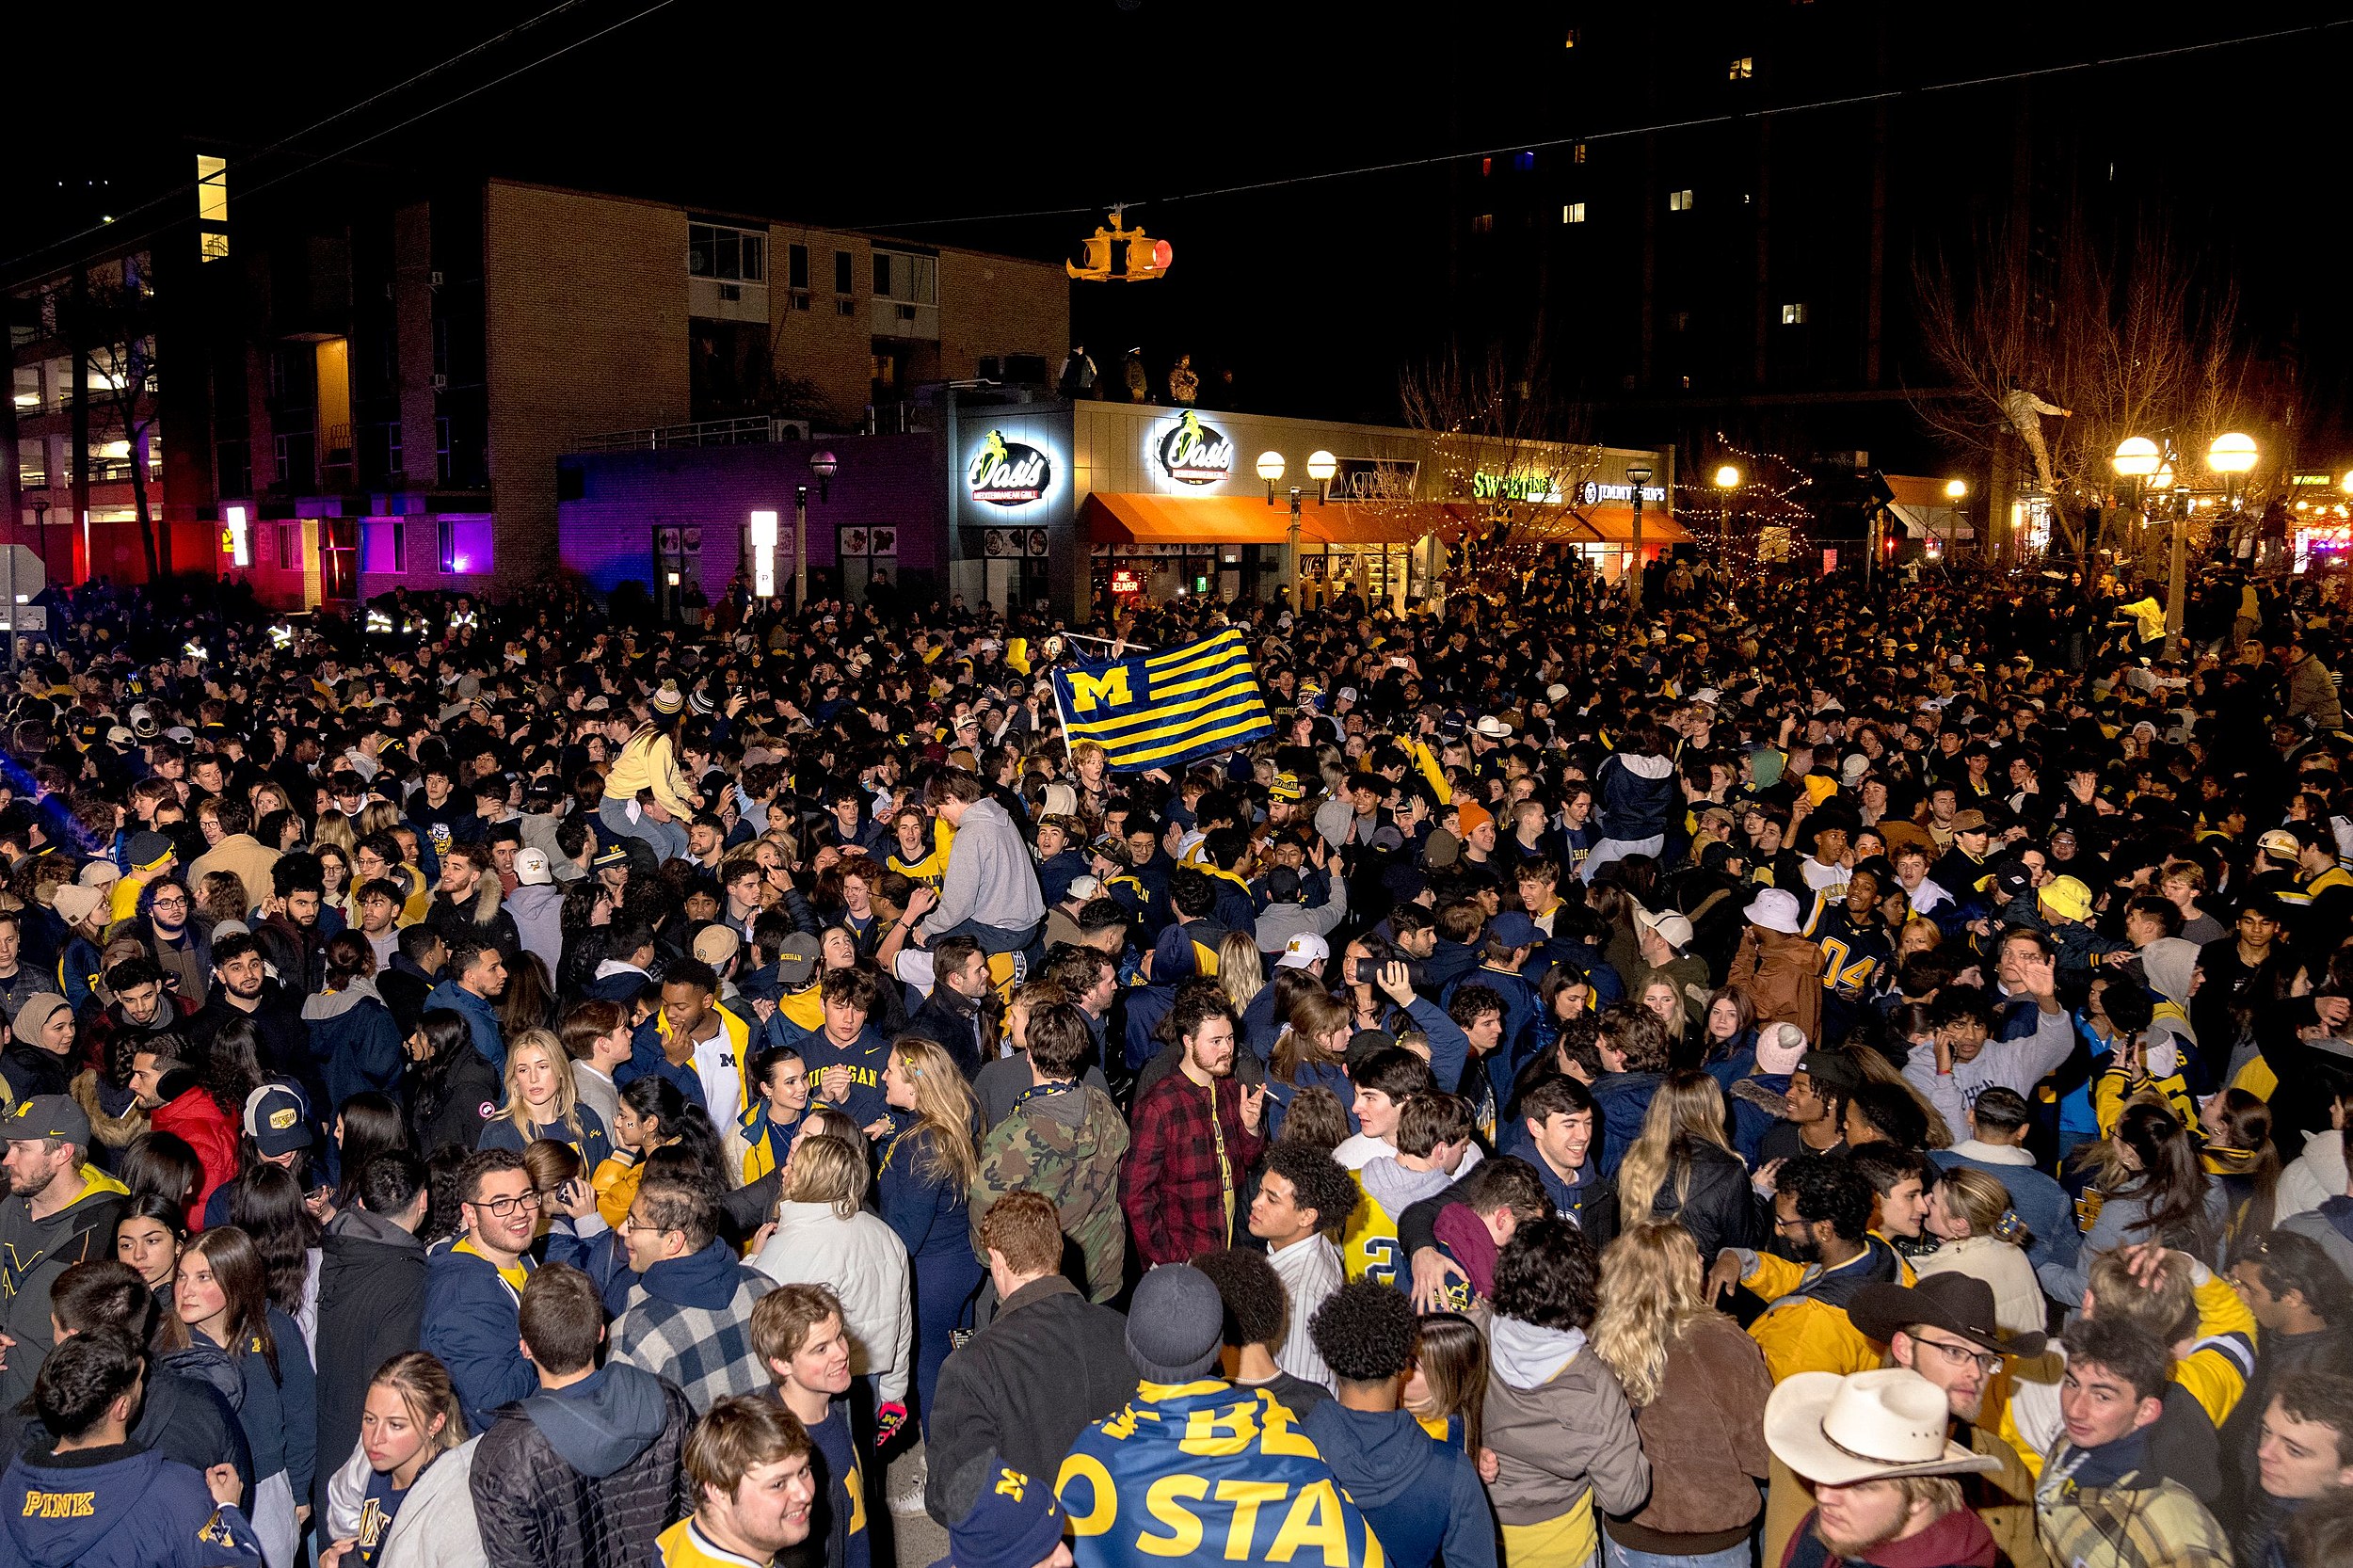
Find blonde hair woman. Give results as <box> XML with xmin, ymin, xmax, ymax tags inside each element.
<box><xmin>1613</xmin><ymin>1070</ymin><xmax>1754</xmax><ymax>1259</ymax></box>
<box><xmin>1589</xmin><ymin>1224</ymin><xmax>1773</xmax><ymax>1560</ymax></box>
<box><xmin>481</xmin><ymin>1028</ymin><xmax>611</xmax><ymax>1168</ymax></box>
<box><xmin>321</xmin><ymin>1351</ymin><xmax>480</xmax><ymax>1566</ymax></box>
<box><xmin>879</xmin><ymin>1036</ymin><xmax>984</xmax><ymax>1436</ymax></box>
<box><xmin>1219</xmin><ymin>934</ymin><xmax>1265</xmax><ymax>1018</ymax></box>
<box><xmin>752</xmin><ymin>1133</ymin><xmax>912</xmax><ymax>1411</ymax></box>
<box><xmin>1914</xmin><ymin>1165</ymin><xmax>2043</xmax><ymax>1336</ymax></box>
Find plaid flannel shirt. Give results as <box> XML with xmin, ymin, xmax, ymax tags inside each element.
<box><xmin>1120</xmin><ymin>1070</ymin><xmax>1265</xmax><ymax>1267</ymax></box>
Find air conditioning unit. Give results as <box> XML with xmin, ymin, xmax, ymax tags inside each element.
<box><xmin>428</xmin><ymin>270</ymin><xmax>444</xmax><ymax>288</ymax></box>
<box><xmin>430</xmin><ymin>374</ymin><xmax>449</xmax><ymax>391</ymax></box>
<box><xmin>719</xmin><ymin>282</ymin><xmax>742</xmax><ymax>302</ymax></box>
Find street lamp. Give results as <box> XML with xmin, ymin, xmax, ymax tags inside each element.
<box><xmin>1941</xmin><ymin>479</ymin><xmax>1966</xmax><ymax>561</ymax></box>
<box><xmin>1625</xmin><ymin>463</ymin><xmax>1653</xmax><ymax>608</ymax></box>
<box><xmin>1260</xmin><ymin>451</ymin><xmax>1333</xmax><ymax>609</ymax></box>
<box><xmin>1711</xmin><ymin>465</ymin><xmax>1739</xmax><ymax>570</ymax></box>
<box><xmin>794</xmin><ymin>450</ymin><xmax>838</xmax><ymax>611</ymax></box>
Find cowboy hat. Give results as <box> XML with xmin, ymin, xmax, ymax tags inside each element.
<box><xmin>1764</xmin><ymin>1369</ymin><xmax>2005</xmax><ymax>1486</ymax></box>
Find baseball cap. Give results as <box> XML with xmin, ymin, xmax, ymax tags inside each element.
<box><xmin>77</xmin><ymin>860</ymin><xmax>121</xmax><ymax>889</ymax></box>
<box><xmin>1638</xmin><ymin>909</ymin><xmax>1694</xmax><ymax>951</ymax></box>
<box><xmin>692</xmin><ymin>924</ymin><xmax>742</xmax><ymax>968</ymax></box>
<box><xmin>2257</xmin><ymin>827</ymin><xmax>2305</xmax><ymax>859</ymax></box>
<box><xmin>6</xmin><ymin>1095</ymin><xmax>91</xmax><ymax>1147</ymax></box>
<box><xmin>1797</xmin><ymin>1048</ymin><xmax>1865</xmax><ymax>1096</ymax></box>
<box><xmin>242</xmin><ymin>1085</ymin><xmax>313</xmax><ymax>1157</ymax></box>
<box><xmin>776</xmin><ymin>931</ymin><xmax>823</xmax><ymax>988</ymax></box>
<box><xmin>514</xmin><ymin>848</ymin><xmax>553</xmax><ymax>887</ymax></box>
<box><xmin>1947</xmin><ymin>809</ymin><xmax>1989</xmax><ymax>835</ymax></box>
<box><xmin>1275</xmin><ymin>932</ymin><xmax>1330</xmax><ymax>970</ymax></box>
<box><xmin>1489</xmin><ymin>911</ymin><xmax>1540</xmax><ymax>949</ymax></box>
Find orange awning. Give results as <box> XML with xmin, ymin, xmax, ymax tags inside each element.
<box><xmin>1082</xmin><ymin>492</ymin><xmax>1291</xmax><ymax>545</ymax></box>
<box><xmin>1885</xmin><ymin>473</ymin><xmax>1959</xmax><ymax>510</ymax></box>
<box><xmin>1082</xmin><ymin>492</ymin><xmax>1456</xmax><ymax>547</ymax></box>
<box><xmin>1545</xmin><ymin>506</ymin><xmax>1692</xmax><ymax>546</ymax></box>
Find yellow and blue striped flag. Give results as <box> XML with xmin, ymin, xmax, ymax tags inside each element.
<box><xmin>1048</xmin><ymin>628</ymin><xmax>1274</xmax><ymax>772</ymax></box>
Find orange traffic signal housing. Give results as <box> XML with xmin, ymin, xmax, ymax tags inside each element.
<box><xmin>1067</xmin><ymin>209</ymin><xmax>1170</xmax><ymax>281</ymax></box>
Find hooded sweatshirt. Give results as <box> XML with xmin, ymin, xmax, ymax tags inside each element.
<box><xmin>0</xmin><ymin>1443</ymin><xmax>264</xmax><ymax>1568</ymax></box>
<box><xmin>302</xmin><ymin>976</ymin><xmax>406</xmax><ymax>1112</ymax></box>
<box><xmin>610</xmin><ymin>1238</ymin><xmax>777</xmax><ymax>1413</ymax></box>
<box><xmin>1299</xmin><ymin>1402</ymin><xmax>1496</xmax><ymax>1568</ymax></box>
<box><xmin>0</xmin><ymin>1164</ymin><xmax>129</xmax><ymax>1413</ymax></box>
<box><xmin>917</xmin><ymin>797</ymin><xmax>1045</xmax><ymax>939</ymax></box>
<box><xmin>471</xmin><ymin>1362</ymin><xmax>696</xmax><ymax>1568</ymax></box>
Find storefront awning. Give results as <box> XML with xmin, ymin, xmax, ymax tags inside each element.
<box><xmin>1082</xmin><ymin>493</ymin><xmax>1293</xmax><ymax>545</ymax></box>
<box><xmin>1543</xmin><ymin>506</ymin><xmax>1692</xmax><ymax>546</ymax></box>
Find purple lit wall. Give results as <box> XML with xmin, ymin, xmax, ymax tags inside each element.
<box><xmin>556</xmin><ymin>434</ymin><xmax>946</xmax><ymax>600</ymax></box>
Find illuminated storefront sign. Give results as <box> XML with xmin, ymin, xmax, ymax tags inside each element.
<box><xmin>1576</xmin><ymin>479</ymin><xmax>1669</xmax><ymax>505</ymax></box>
<box><xmin>1472</xmin><ymin>470</ymin><xmax>1562</xmax><ymax>504</ymax></box>
<box><xmin>1110</xmin><ymin>568</ymin><xmax>1144</xmax><ymax>597</ymax></box>
<box><xmin>1157</xmin><ymin>411</ymin><xmax>1235</xmax><ymax>485</ymax></box>
<box><xmin>967</xmin><ymin>429</ymin><xmax>1052</xmax><ymax>505</ymax></box>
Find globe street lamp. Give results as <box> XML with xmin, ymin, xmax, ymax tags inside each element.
<box><xmin>795</xmin><ymin>449</ymin><xmax>839</xmax><ymax>611</ymax></box>
<box><xmin>1258</xmin><ymin>451</ymin><xmax>1334</xmax><ymax>608</ymax></box>
<box><xmin>1943</xmin><ymin>478</ymin><xmax>1967</xmax><ymax>560</ymax></box>
<box><xmin>1712</xmin><ymin>465</ymin><xmax>1739</xmax><ymax>570</ymax></box>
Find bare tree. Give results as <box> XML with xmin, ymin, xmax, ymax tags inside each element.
<box><xmin>66</xmin><ymin>273</ymin><xmax>166</xmax><ymax>582</ymax></box>
<box><xmin>1912</xmin><ymin>211</ymin><xmax>2258</xmax><ymax>569</ymax></box>
<box><xmin>1396</xmin><ymin>341</ymin><xmax>1609</xmax><ymax>597</ymax></box>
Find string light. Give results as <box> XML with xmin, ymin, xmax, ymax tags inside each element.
<box><xmin>1676</xmin><ymin>433</ymin><xmax>1817</xmax><ymax>580</ymax></box>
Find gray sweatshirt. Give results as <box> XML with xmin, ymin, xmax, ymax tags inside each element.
<box><xmin>920</xmin><ymin>797</ymin><xmax>1047</xmax><ymax>939</ymax></box>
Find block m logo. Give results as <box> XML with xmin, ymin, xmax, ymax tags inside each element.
<box><xmin>1065</xmin><ymin>666</ymin><xmax>1134</xmax><ymax>714</ymax></box>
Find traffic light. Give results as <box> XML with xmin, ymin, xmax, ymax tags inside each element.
<box><xmin>1067</xmin><ymin>228</ymin><xmax>1113</xmax><ymax>281</ymax></box>
<box><xmin>1067</xmin><ymin>209</ymin><xmax>1171</xmax><ymax>282</ymax></box>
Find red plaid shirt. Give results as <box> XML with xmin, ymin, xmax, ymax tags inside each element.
<box><xmin>1120</xmin><ymin>1069</ymin><xmax>1266</xmax><ymax>1267</ymax></box>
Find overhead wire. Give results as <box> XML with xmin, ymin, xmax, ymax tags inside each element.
<box><xmin>847</xmin><ymin>17</ymin><xmax>2353</xmax><ymax>232</ymax></box>
<box><xmin>3</xmin><ymin>0</ymin><xmax>677</xmax><ymax>284</ymax></box>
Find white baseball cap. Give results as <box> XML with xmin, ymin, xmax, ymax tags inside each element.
<box><xmin>1276</xmin><ymin>933</ymin><xmax>1330</xmax><ymax>970</ymax></box>
<box><xmin>515</xmin><ymin>848</ymin><xmax>553</xmax><ymax>887</ymax></box>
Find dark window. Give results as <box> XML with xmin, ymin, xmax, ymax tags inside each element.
<box><xmin>834</xmin><ymin>250</ymin><xmax>854</xmax><ymax>294</ymax></box>
<box><xmin>873</xmin><ymin>254</ymin><xmax>891</xmax><ymax>295</ymax></box>
<box><xmin>788</xmin><ymin>244</ymin><xmax>809</xmax><ymax>290</ymax></box>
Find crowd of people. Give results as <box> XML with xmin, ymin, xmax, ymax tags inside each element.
<box><xmin>3</xmin><ymin>555</ymin><xmax>2353</xmax><ymax>1568</ymax></box>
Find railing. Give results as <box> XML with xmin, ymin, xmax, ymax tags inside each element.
<box><xmin>573</xmin><ymin>415</ymin><xmax>809</xmax><ymax>453</ymax></box>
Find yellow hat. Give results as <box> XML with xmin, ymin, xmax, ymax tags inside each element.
<box><xmin>2040</xmin><ymin>875</ymin><xmax>2092</xmax><ymax>922</ymax></box>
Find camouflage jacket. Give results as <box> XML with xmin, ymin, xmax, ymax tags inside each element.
<box><xmin>970</xmin><ymin>1082</ymin><xmax>1130</xmax><ymax>1303</ymax></box>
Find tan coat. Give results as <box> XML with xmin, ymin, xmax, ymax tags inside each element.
<box><xmin>189</xmin><ymin>832</ymin><xmax>280</xmax><ymax>915</ymax></box>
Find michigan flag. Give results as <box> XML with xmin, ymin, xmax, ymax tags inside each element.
<box><xmin>1049</xmin><ymin>629</ymin><xmax>1274</xmax><ymax>771</ymax></box>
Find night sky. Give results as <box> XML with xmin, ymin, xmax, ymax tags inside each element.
<box><xmin>10</xmin><ymin>1</ymin><xmax>2352</xmax><ymax>450</ymax></box>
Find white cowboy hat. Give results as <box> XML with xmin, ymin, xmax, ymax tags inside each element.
<box><xmin>1764</xmin><ymin>1370</ymin><xmax>2004</xmax><ymax>1486</ymax></box>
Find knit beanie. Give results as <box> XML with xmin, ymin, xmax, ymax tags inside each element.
<box><xmin>1124</xmin><ymin>1265</ymin><xmax>1225</xmax><ymax>1383</ymax></box>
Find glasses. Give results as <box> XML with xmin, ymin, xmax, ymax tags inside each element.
<box><xmin>152</xmin><ymin>896</ymin><xmax>187</xmax><ymax>909</ymax></box>
<box><xmin>621</xmin><ymin>1215</ymin><xmax>676</xmax><ymax>1236</ymax></box>
<box><xmin>472</xmin><ymin>1192</ymin><xmax>543</xmax><ymax>1219</ymax></box>
<box><xmin>1908</xmin><ymin>1334</ymin><xmax>2005</xmax><ymax>1375</ymax></box>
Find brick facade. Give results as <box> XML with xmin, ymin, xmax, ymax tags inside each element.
<box><xmin>484</xmin><ymin>183</ymin><xmax>691</xmax><ymax>593</ymax></box>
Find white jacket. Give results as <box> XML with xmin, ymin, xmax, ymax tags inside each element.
<box><xmin>2279</xmin><ymin>1130</ymin><xmax>2348</xmax><ymax>1223</ymax></box>
<box><xmin>752</xmin><ymin>1202</ymin><xmax>913</xmax><ymax>1401</ymax></box>
<box><xmin>325</xmin><ymin>1435</ymin><xmax>486</xmax><ymax>1568</ymax></box>
<box><xmin>1913</xmin><ymin>1234</ymin><xmax>2044</xmax><ymax>1337</ymax></box>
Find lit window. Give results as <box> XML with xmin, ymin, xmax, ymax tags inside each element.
<box><xmin>1481</xmin><ymin>157</ymin><xmax>1493</xmax><ymax>177</ymax></box>
<box><xmin>1563</xmin><ymin>26</ymin><xmax>1579</xmax><ymax>46</ymax></box>
<box><xmin>1782</xmin><ymin>302</ymin><xmax>1808</xmax><ymax>325</ymax></box>
<box><xmin>1562</xmin><ymin>203</ymin><xmax>1587</xmax><ymax>224</ymax></box>
<box><xmin>1671</xmin><ymin>311</ymin><xmax>1691</xmax><ymax>331</ymax></box>
<box><xmin>197</xmin><ymin>154</ymin><xmax>229</xmax><ymax>261</ymax></box>
<box><xmin>1730</xmin><ymin>56</ymin><xmax>1754</xmax><ymax>79</ymax></box>
<box><xmin>1669</xmin><ymin>189</ymin><xmax>1694</xmax><ymax>212</ymax></box>
<box><xmin>1472</xmin><ymin>214</ymin><xmax>1495</xmax><ymax>233</ymax></box>
<box><xmin>1572</xmin><ymin>142</ymin><xmax>1587</xmax><ymax>164</ymax></box>
<box><xmin>1514</xmin><ymin>152</ymin><xmax>1536</xmax><ymax>172</ymax></box>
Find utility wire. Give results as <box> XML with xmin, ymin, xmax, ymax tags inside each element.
<box><xmin>851</xmin><ymin>17</ymin><xmax>2352</xmax><ymax>231</ymax></box>
<box><xmin>3</xmin><ymin>0</ymin><xmax>667</xmax><ymax>282</ymax></box>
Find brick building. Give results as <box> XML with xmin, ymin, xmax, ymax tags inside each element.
<box><xmin>8</xmin><ymin>165</ymin><xmax>1067</xmax><ymax>610</ymax></box>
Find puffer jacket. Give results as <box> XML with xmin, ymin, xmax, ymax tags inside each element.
<box><xmin>1595</xmin><ymin>749</ymin><xmax>1677</xmax><ymax>841</ymax></box>
<box><xmin>1604</xmin><ymin>1309</ymin><xmax>1771</xmax><ymax>1554</ymax></box>
<box><xmin>303</xmin><ymin>977</ymin><xmax>406</xmax><ymax>1112</ymax></box>
<box><xmin>969</xmin><ymin>1083</ymin><xmax>1131</xmax><ymax>1303</ymax></box>
<box><xmin>471</xmin><ymin>1363</ymin><xmax>696</xmax><ymax>1568</ymax></box>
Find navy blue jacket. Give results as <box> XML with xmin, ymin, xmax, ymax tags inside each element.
<box><xmin>0</xmin><ymin>1446</ymin><xmax>263</xmax><ymax>1568</ymax></box>
<box><xmin>1299</xmin><ymin>1403</ymin><xmax>1495</xmax><ymax>1568</ymax></box>
<box><xmin>423</xmin><ymin>979</ymin><xmax>506</xmax><ymax>1071</ymax></box>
